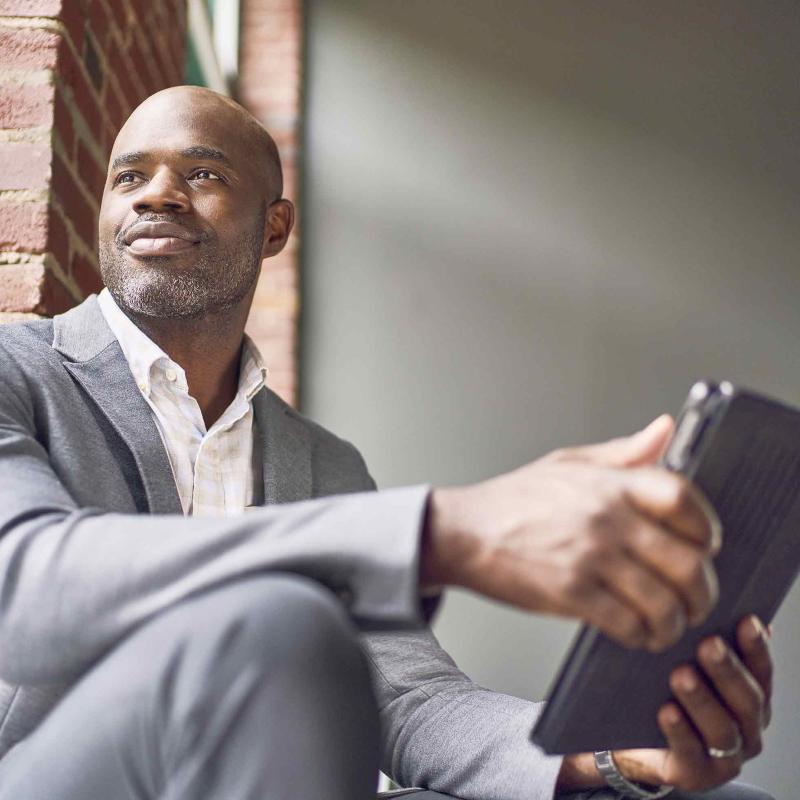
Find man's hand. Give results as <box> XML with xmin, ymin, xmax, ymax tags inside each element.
<box><xmin>422</xmin><ymin>415</ymin><xmax>722</xmax><ymax>651</ymax></box>
<box><xmin>558</xmin><ymin>616</ymin><xmax>773</xmax><ymax>793</ymax></box>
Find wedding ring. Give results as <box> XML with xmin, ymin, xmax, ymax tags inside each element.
<box><xmin>707</xmin><ymin>732</ymin><xmax>743</xmax><ymax>759</ymax></box>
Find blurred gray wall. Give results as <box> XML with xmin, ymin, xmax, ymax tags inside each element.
<box><xmin>301</xmin><ymin>3</ymin><xmax>799</xmax><ymax>796</ymax></box>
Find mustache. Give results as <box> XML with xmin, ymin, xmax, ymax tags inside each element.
<box><xmin>116</xmin><ymin>215</ymin><xmax>211</xmax><ymax>247</ymax></box>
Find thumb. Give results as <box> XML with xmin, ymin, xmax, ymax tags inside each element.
<box><xmin>568</xmin><ymin>414</ymin><xmax>675</xmax><ymax>468</ymax></box>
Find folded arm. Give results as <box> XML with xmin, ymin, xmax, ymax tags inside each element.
<box><xmin>0</xmin><ymin>355</ymin><xmax>429</xmax><ymax>685</ymax></box>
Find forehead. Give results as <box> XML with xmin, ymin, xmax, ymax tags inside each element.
<box><xmin>111</xmin><ymin>99</ymin><xmax>249</xmax><ymax>166</ymax></box>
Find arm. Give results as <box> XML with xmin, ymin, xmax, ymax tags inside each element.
<box><xmin>395</xmin><ymin>418</ymin><xmax>767</xmax><ymax>799</ymax></box>
<box><xmin>364</xmin><ymin>626</ymin><xmax>564</xmax><ymax>800</ymax></box>
<box><xmin>0</xmin><ymin>354</ymin><xmax>429</xmax><ymax>685</ymax></box>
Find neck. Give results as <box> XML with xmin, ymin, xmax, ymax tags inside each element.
<box><xmin>125</xmin><ymin>298</ymin><xmax>252</xmax><ymax>428</ymax></box>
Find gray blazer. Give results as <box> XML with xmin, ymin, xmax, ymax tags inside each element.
<box><xmin>0</xmin><ymin>296</ymin><xmax>562</xmax><ymax>800</ymax></box>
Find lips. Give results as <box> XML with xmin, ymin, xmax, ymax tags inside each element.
<box><xmin>123</xmin><ymin>221</ymin><xmax>201</xmax><ymax>257</ymax></box>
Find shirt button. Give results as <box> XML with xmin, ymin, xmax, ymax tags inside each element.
<box><xmin>165</xmin><ymin>369</ymin><xmax>177</xmax><ymax>382</ymax></box>
<box><xmin>137</xmin><ymin>382</ymin><xmax>147</xmax><ymax>393</ymax></box>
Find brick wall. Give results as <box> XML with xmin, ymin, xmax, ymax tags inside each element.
<box><xmin>0</xmin><ymin>0</ymin><xmax>186</xmax><ymax>322</ymax></box>
<box><xmin>239</xmin><ymin>0</ymin><xmax>303</xmax><ymax>407</ymax></box>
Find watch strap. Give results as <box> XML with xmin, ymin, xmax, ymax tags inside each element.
<box><xmin>594</xmin><ymin>751</ymin><xmax>674</xmax><ymax>799</ymax></box>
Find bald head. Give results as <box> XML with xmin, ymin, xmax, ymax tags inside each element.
<box><xmin>98</xmin><ymin>85</ymin><xmax>295</xmax><ymax>321</ymax></box>
<box><xmin>113</xmin><ymin>85</ymin><xmax>283</xmax><ymax>202</ymax></box>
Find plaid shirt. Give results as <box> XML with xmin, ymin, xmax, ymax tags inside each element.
<box><xmin>97</xmin><ymin>288</ymin><xmax>267</xmax><ymax>517</ymax></box>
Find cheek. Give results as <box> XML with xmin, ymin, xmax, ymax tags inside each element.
<box><xmin>98</xmin><ymin>201</ymin><xmax>125</xmax><ymax>244</ymax></box>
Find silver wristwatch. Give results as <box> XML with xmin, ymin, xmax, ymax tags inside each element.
<box><xmin>594</xmin><ymin>751</ymin><xmax>674</xmax><ymax>799</ymax></box>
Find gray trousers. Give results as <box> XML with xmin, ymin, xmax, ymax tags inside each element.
<box><xmin>0</xmin><ymin>575</ymin><xmax>380</xmax><ymax>799</ymax></box>
<box><xmin>0</xmin><ymin>574</ymin><xmax>776</xmax><ymax>800</ymax></box>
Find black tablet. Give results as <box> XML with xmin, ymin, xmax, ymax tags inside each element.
<box><xmin>531</xmin><ymin>381</ymin><xmax>800</xmax><ymax>754</ymax></box>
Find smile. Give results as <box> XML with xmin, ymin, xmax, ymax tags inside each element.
<box><xmin>122</xmin><ymin>220</ymin><xmax>202</xmax><ymax>256</ymax></box>
<box><xmin>126</xmin><ymin>237</ymin><xmax>199</xmax><ymax>256</ymax></box>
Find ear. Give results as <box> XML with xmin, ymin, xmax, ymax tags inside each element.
<box><xmin>260</xmin><ymin>199</ymin><xmax>295</xmax><ymax>259</ymax></box>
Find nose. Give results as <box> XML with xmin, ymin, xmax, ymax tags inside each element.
<box><xmin>132</xmin><ymin>168</ymin><xmax>190</xmax><ymax>214</ymax></box>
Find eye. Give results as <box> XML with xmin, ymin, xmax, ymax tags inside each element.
<box><xmin>113</xmin><ymin>171</ymin><xmax>142</xmax><ymax>187</ymax></box>
<box><xmin>189</xmin><ymin>168</ymin><xmax>222</xmax><ymax>181</ymax></box>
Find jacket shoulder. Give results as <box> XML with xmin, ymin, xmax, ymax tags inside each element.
<box><xmin>0</xmin><ymin>318</ymin><xmax>55</xmax><ymax>386</ymax></box>
<box><xmin>0</xmin><ymin>317</ymin><xmax>54</xmax><ymax>353</ymax></box>
<box><xmin>265</xmin><ymin>388</ymin><xmax>377</xmax><ymax>493</ymax></box>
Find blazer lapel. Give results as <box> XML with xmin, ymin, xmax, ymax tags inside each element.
<box><xmin>252</xmin><ymin>388</ymin><xmax>312</xmax><ymax>504</ymax></box>
<box><xmin>53</xmin><ymin>296</ymin><xmax>182</xmax><ymax>515</ymax></box>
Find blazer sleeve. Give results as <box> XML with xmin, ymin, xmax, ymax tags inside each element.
<box><xmin>345</xmin><ymin>456</ymin><xmax>564</xmax><ymax>800</ymax></box>
<box><xmin>0</xmin><ymin>351</ymin><xmax>430</xmax><ymax>686</ymax></box>
<box><xmin>362</xmin><ymin>627</ymin><xmax>564</xmax><ymax>800</ymax></box>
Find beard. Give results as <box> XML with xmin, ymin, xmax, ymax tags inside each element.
<box><xmin>99</xmin><ymin>213</ymin><xmax>266</xmax><ymax>319</ymax></box>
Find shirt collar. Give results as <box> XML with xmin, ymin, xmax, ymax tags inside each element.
<box><xmin>97</xmin><ymin>288</ymin><xmax>170</xmax><ymax>395</ymax></box>
<box><xmin>97</xmin><ymin>288</ymin><xmax>268</xmax><ymax>401</ymax></box>
<box><xmin>240</xmin><ymin>334</ymin><xmax>268</xmax><ymax>402</ymax></box>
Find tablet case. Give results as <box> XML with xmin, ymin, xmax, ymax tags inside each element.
<box><xmin>531</xmin><ymin>382</ymin><xmax>800</xmax><ymax>754</ymax></box>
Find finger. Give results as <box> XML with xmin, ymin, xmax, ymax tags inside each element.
<box><xmin>736</xmin><ymin>615</ymin><xmax>773</xmax><ymax>723</ymax></box>
<box><xmin>658</xmin><ymin>701</ymin><xmax>706</xmax><ymax>764</ymax></box>
<box><xmin>558</xmin><ymin>415</ymin><xmax>675</xmax><ymax>469</ymax></box>
<box><xmin>657</xmin><ymin>702</ymin><xmax>738</xmax><ymax>791</ymax></box>
<box><xmin>623</xmin><ymin>468</ymin><xmax>722</xmax><ymax>554</ymax></box>
<box><xmin>567</xmin><ymin>581</ymin><xmax>650</xmax><ymax>649</ymax></box>
<box><xmin>698</xmin><ymin>636</ymin><xmax>766</xmax><ymax>755</ymax></box>
<box><xmin>595</xmin><ymin>551</ymin><xmax>687</xmax><ymax>651</ymax></box>
<box><xmin>624</xmin><ymin>514</ymin><xmax>718</xmax><ymax>626</ymax></box>
<box><xmin>670</xmin><ymin>664</ymin><xmax>744</xmax><ymax>764</ymax></box>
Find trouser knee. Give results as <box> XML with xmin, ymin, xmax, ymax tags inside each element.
<box><xmin>136</xmin><ymin>573</ymin><xmax>370</xmax><ymax>697</ymax></box>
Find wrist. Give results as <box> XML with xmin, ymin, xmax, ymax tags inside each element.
<box><xmin>612</xmin><ymin>749</ymin><xmax>666</xmax><ymax>788</ymax></box>
<box><xmin>595</xmin><ymin>751</ymin><xmax>673</xmax><ymax>798</ymax></box>
<box><xmin>555</xmin><ymin>753</ymin><xmax>605</xmax><ymax>791</ymax></box>
<box><xmin>420</xmin><ymin>486</ymin><xmax>478</xmax><ymax>591</ymax></box>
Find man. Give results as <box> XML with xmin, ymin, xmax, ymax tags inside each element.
<box><xmin>0</xmin><ymin>87</ymin><xmax>773</xmax><ymax>800</ymax></box>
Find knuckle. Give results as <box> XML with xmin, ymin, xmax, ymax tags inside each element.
<box><xmin>545</xmin><ymin>447</ymin><xmax>574</xmax><ymax>463</ymax></box>
<box><xmin>652</xmin><ymin>595</ymin><xmax>684</xmax><ymax>636</ymax></box>
<box><xmin>670</xmin><ymin>477</ymin><xmax>693</xmax><ymax>511</ymax></box>
<box><xmin>676</xmin><ymin>551</ymin><xmax>706</xmax><ymax>588</ymax></box>
<box><xmin>616</xmin><ymin>611</ymin><xmax>645</xmax><ymax>643</ymax></box>
<box><xmin>584</xmin><ymin>527</ymin><xmax>616</xmax><ymax>562</ymax></box>
<box><xmin>586</xmin><ymin>494</ymin><xmax>626</xmax><ymax>539</ymax></box>
<box><xmin>747</xmin><ymin>683</ymin><xmax>766</xmax><ymax>718</ymax></box>
<box><xmin>557</xmin><ymin>568</ymin><xmax>593</xmax><ymax>600</ymax></box>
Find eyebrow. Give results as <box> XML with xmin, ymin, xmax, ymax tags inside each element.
<box><xmin>110</xmin><ymin>146</ymin><xmax>234</xmax><ymax>174</ymax></box>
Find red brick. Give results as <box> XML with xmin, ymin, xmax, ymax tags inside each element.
<box><xmin>141</xmin><ymin>5</ymin><xmax>178</xmax><ymax>86</ymax></box>
<box><xmin>48</xmin><ymin>203</ymin><xmax>70</xmax><ymax>265</ymax></box>
<box><xmin>0</xmin><ymin>202</ymin><xmax>48</xmax><ymax>251</ymax></box>
<box><xmin>104</xmin><ymin>0</ymin><xmax>127</xmax><ymax>32</ymax></box>
<box><xmin>58</xmin><ymin>38</ymin><xmax>103</xmax><ymax>134</ymax></box>
<box><xmin>103</xmin><ymin>80</ymin><xmax>125</xmax><ymax>129</ymax></box>
<box><xmin>0</xmin><ymin>0</ymin><xmax>63</xmax><ymax>14</ymax></box>
<box><xmin>0</xmin><ymin>82</ymin><xmax>54</xmax><ymax>128</ymax></box>
<box><xmin>76</xmin><ymin>139</ymin><xmax>106</xmax><ymax>200</ymax></box>
<box><xmin>51</xmin><ymin>151</ymin><xmax>96</xmax><ymax>247</ymax></box>
<box><xmin>0</xmin><ymin>27</ymin><xmax>60</xmax><ymax>70</ymax></box>
<box><xmin>38</xmin><ymin>269</ymin><xmax>77</xmax><ymax>314</ymax></box>
<box><xmin>107</xmin><ymin>45</ymin><xmax>141</xmax><ymax>113</ymax></box>
<box><xmin>0</xmin><ymin>143</ymin><xmax>51</xmax><ymax>190</ymax></box>
<box><xmin>0</xmin><ymin>262</ymin><xmax>45</xmax><ymax>313</ymax></box>
<box><xmin>70</xmin><ymin>250</ymin><xmax>102</xmax><ymax>296</ymax></box>
<box><xmin>57</xmin><ymin>0</ymin><xmax>86</xmax><ymax>56</ymax></box>
<box><xmin>53</xmin><ymin>85</ymin><xmax>75</xmax><ymax>157</ymax></box>
<box><xmin>126</xmin><ymin>33</ymin><xmax>158</xmax><ymax>99</ymax></box>
<box><xmin>86</xmin><ymin>0</ymin><xmax>111</xmax><ymax>55</ymax></box>
<box><xmin>146</xmin><ymin>28</ymin><xmax>177</xmax><ymax>89</ymax></box>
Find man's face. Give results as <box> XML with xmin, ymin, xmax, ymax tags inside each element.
<box><xmin>98</xmin><ymin>90</ymin><xmax>271</xmax><ymax>319</ymax></box>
